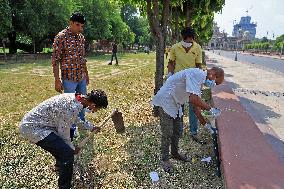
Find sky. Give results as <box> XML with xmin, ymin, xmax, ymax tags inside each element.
<box><xmin>214</xmin><ymin>0</ymin><xmax>284</xmax><ymax>39</ymax></box>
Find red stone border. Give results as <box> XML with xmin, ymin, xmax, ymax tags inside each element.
<box><xmin>212</xmin><ymin>81</ymin><xmax>284</xmax><ymax>189</ymax></box>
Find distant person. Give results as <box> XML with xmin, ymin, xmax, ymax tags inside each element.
<box><xmin>144</xmin><ymin>46</ymin><xmax>150</xmax><ymax>54</ymax></box>
<box><xmin>108</xmin><ymin>42</ymin><xmax>118</xmax><ymax>65</ymax></box>
<box><xmin>165</xmin><ymin>46</ymin><xmax>171</xmax><ymax>59</ymax></box>
<box><xmin>167</xmin><ymin>27</ymin><xmax>204</xmax><ymax>143</ymax></box>
<box><xmin>19</xmin><ymin>90</ymin><xmax>108</xmax><ymax>189</ymax></box>
<box><xmin>51</xmin><ymin>12</ymin><xmax>88</xmax><ymax>141</ymax></box>
<box><xmin>152</xmin><ymin>67</ymin><xmax>224</xmax><ymax>173</ymax></box>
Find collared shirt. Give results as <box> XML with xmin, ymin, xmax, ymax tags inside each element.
<box><xmin>52</xmin><ymin>27</ymin><xmax>87</xmax><ymax>82</ymax></box>
<box><xmin>19</xmin><ymin>94</ymin><xmax>93</xmax><ymax>150</ymax></box>
<box><xmin>169</xmin><ymin>41</ymin><xmax>202</xmax><ymax>72</ymax></box>
<box><xmin>152</xmin><ymin>68</ymin><xmax>206</xmax><ymax>118</ymax></box>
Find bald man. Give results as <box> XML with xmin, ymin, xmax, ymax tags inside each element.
<box><xmin>152</xmin><ymin>67</ymin><xmax>224</xmax><ymax>173</ymax></box>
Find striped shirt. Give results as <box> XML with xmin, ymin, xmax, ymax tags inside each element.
<box><xmin>52</xmin><ymin>27</ymin><xmax>87</xmax><ymax>81</ymax></box>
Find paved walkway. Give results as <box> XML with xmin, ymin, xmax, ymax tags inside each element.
<box><xmin>240</xmin><ymin>52</ymin><xmax>284</xmax><ymax>60</ymax></box>
<box><xmin>206</xmin><ymin>51</ymin><xmax>284</xmax><ymax>163</ymax></box>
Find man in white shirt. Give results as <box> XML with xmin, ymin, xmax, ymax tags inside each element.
<box><xmin>19</xmin><ymin>89</ymin><xmax>108</xmax><ymax>189</ymax></box>
<box><xmin>152</xmin><ymin>67</ymin><xmax>224</xmax><ymax>173</ymax></box>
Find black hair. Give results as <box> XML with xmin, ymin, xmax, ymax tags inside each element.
<box><xmin>70</xmin><ymin>12</ymin><xmax>86</xmax><ymax>24</ymax></box>
<box><xmin>86</xmin><ymin>89</ymin><xmax>108</xmax><ymax>109</ymax></box>
<box><xmin>181</xmin><ymin>27</ymin><xmax>195</xmax><ymax>40</ymax></box>
<box><xmin>212</xmin><ymin>67</ymin><xmax>224</xmax><ymax>77</ymax></box>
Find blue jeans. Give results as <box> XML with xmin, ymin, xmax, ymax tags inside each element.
<box><xmin>179</xmin><ymin>102</ymin><xmax>198</xmax><ymax>136</ymax></box>
<box><xmin>63</xmin><ymin>79</ymin><xmax>87</xmax><ymax>140</ymax></box>
<box><xmin>36</xmin><ymin>133</ymin><xmax>74</xmax><ymax>189</ymax></box>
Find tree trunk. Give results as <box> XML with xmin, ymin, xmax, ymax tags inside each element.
<box><xmin>170</xmin><ymin>7</ymin><xmax>179</xmax><ymax>44</ymax></box>
<box><xmin>3</xmin><ymin>41</ymin><xmax>7</xmax><ymax>62</ymax></box>
<box><xmin>8</xmin><ymin>30</ymin><xmax>17</xmax><ymax>54</ymax></box>
<box><xmin>146</xmin><ymin>0</ymin><xmax>169</xmax><ymax>116</ymax></box>
<box><xmin>185</xmin><ymin>1</ymin><xmax>192</xmax><ymax>27</ymax></box>
<box><xmin>33</xmin><ymin>41</ymin><xmax>36</xmax><ymax>54</ymax></box>
<box><xmin>154</xmin><ymin>36</ymin><xmax>165</xmax><ymax>95</ymax></box>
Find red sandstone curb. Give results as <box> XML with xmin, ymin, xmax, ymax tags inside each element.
<box><xmin>211</xmin><ymin>81</ymin><xmax>284</xmax><ymax>189</ymax></box>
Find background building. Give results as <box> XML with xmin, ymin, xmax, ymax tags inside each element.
<box><xmin>206</xmin><ymin>14</ymin><xmax>257</xmax><ymax>50</ymax></box>
<box><xmin>232</xmin><ymin>16</ymin><xmax>257</xmax><ymax>40</ymax></box>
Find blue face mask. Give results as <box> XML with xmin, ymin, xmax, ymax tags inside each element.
<box><xmin>204</xmin><ymin>79</ymin><xmax>216</xmax><ymax>88</ymax></box>
<box><xmin>84</xmin><ymin>107</ymin><xmax>92</xmax><ymax>113</ymax></box>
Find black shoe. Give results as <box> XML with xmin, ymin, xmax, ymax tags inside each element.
<box><xmin>108</xmin><ymin>62</ymin><xmax>112</xmax><ymax>65</ymax></box>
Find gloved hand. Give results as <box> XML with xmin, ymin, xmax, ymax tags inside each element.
<box><xmin>204</xmin><ymin>123</ymin><xmax>216</xmax><ymax>134</ymax></box>
<box><xmin>210</xmin><ymin>107</ymin><xmax>221</xmax><ymax>118</ymax></box>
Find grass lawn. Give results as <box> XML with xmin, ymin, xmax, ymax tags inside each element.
<box><xmin>0</xmin><ymin>52</ymin><xmax>223</xmax><ymax>188</ymax></box>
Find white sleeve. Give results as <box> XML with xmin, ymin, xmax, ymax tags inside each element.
<box><xmin>185</xmin><ymin>69</ymin><xmax>204</xmax><ymax>97</ymax></box>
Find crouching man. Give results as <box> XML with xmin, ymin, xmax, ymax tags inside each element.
<box><xmin>19</xmin><ymin>89</ymin><xmax>108</xmax><ymax>189</ymax></box>
<box><xmin>152</xmin><ymin>67</ymin><xmax>224</xmax><ymax>173</ymax></box>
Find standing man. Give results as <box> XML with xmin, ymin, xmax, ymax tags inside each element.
<box><xmin>19</xmin><ymin>89</ymin><xmax>108</xmax><ymax>189</ymax></box>
<box><xmin>52</xmin><ymin>12</ymin><xmax>88</xmax><ymax>140</ymax></box>
<box><xmin>152</xmin><ymin>67</ymin><xmax>224</xmax><ymax>173</ymax></box>
<box><xmin>108</xmin><ymin>42</ymin><xmax>118</xmax><ymax>65</ymax></box>
<box><xmin>167</xmin><ymin>27</ymin><xmax>203</xmax><ymax>142</ymax></box>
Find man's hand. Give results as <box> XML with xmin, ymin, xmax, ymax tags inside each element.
<box><xmin>55</xmin><ymin>80</ymin><xmax>63</xmax><ymax>93</ymax></box>
<box><xmin>91</xmin><ymin>126</ymin><xmax>101</xmax><ymax>133</ymax></box>
<box><xmin>74</xmin><ymin>146</ymin><xmax>81</xmax><ymax>155</ymax></box>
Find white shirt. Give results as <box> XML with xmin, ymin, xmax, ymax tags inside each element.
<box><xmin>19</xmin><ymin>94</ymin><xmax>94</xmax><ymax>150</ymax></box>
<box><xmin>152</xmin><ymin>68</ymin><xmax>206</xmax><ymax>118</ymax></box>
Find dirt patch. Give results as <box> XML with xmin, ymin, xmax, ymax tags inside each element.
<box><xmin>31</xmin><ymin>67</ymin><xmax>49</xmax><ymax>75</ymax></box>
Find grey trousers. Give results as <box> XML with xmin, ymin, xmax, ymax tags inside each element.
<box><xmin>159</xmin><ymin>108</ymin><xmax>182</xmax><ymax>161</ymax></box>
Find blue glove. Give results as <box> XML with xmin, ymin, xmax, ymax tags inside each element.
<box><xmin>210</xmin><ymin>108</ymin><xmax>221</xmax><ymax>118</ymax></box>
<box><xmin>204</xmin><ymin>123</ymin><xmax>217</xmax><ymax>134</ymax></box>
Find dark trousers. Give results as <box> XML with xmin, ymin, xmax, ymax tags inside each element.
<box><xmin>159</xmin><ymin>108</ymin><xmax>181</xmax><ymax>161</ymax></box>
<box><xmin>36</xmin><ymin>133</ymin><xmax>74</xmax><ymax>189</ymax></box>
<box><xmin>110</xmin><ymin>52</ymin><xmax>118</xmax><ymax>64</ymax></box>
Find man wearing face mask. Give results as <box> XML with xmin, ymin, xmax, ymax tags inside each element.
<box><xmin>19</xmin><ymin>89</ymin><xmax>108</xmax><ymax>189</ymax></box>
<box><xmin>167</xmin><ymin>27</ymin><xmax>203</xmax><ymax>142</ymax></box>
<box><xmin>52</xmin><ymin>12</ymin><xmax>89</xmax><ymax>141</ymax></box>
<box><xmin>152</xmin><ymin>67</ymin><xmax>224</xmax><ymax>173</ymax></box>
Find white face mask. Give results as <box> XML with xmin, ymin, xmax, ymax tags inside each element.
<box><xmin>181</xmin><ymin>41</ymin><xmax>192</xmax><ymax>48</ymax></box>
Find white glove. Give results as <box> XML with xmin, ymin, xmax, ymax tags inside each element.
<box><xmin>204</xmin><ymin>123</ymin><xmax>215</xmax><ymax>134</ymax></box>
<box><xmin>166</xmin><ymin>72</ymin><xmax>173</xmax><ymax>79</ymax></box>
<box><xmin>210</xmin><ymin>107</ymin><xmax>221</xmax><ymax>118</ymax></box>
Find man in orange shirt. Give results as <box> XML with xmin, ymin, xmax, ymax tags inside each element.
<box><xmin>52</xmin><ymin>12</ymin><xmax>89</xmax><ymax>140</ymax></box>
